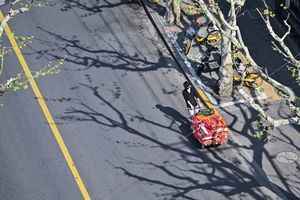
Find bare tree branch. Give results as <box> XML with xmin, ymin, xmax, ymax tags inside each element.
<box><xmin>192</xmin><ymin>0</ymin><xmax>300</xmax><ymax>128</ymax></box>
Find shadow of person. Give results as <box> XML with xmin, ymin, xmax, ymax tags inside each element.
<box><xmin>155</xmin><ymin>104</ymin><xmax>189</xmax><ymax>124</ymax></box>
<box><xmin>155</xmin><ymin>104</ymin><xmax>199</xmax><ymax>147</ymax></box>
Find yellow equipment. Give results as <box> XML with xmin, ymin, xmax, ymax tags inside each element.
<box><xmin>194</xmin><ymin>30</ymin><xmax>222</xmax><ymax>46</ymax></box>
<box><xmin>206</xmin><ymin>31</ymin><xmax>222</xmax><ymax>46</ymax></box>
<box><xmin>232</xmin><ymin>49</ymin><xmax>251</xmax><ymax>65</ymax></box>
<box><xmin>232</xmin><ymin>50</ymin><xmax>263</xmax><ymax>87</ymax></box>
<box><xmin>233</xmin><ymin>71</ymin><xmax>263</xmax><ymax>88</ymax></box>
<box><xmin>150</xmin><ymin>0</ymin><xmax>160</xmax><ymax>4</ymax></box>
<box><xmin>181</xmin><ymin>2</ymin><xmax>203</xmax><ymax>16</ymax></box>
<box><xmin>185</xmin><ymin>30</ymin><xmax>221</xmax><ymax>55</ymax></box>
<box><xmin>195</xmin><ymin>35</ymin><xmax>205</xmax><ymax>44</ymax></box>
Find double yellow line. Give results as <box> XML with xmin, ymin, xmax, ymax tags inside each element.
<box><xmin>0</xmin><ymin>11</ymin><xmax>91</xmax><ymax>199</ymax></box>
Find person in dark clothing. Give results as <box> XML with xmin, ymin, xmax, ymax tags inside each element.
<box><xmin>182</xmin><ymin>81</ymin><xmax>201</xmax><ymax>115</ymax></box>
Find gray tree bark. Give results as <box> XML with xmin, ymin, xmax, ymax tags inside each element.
<box><xmin>218</xmin><ymin>39</ymin><xmax>233</xmax><ymax>97</ymax></box>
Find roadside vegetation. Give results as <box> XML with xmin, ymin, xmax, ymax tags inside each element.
<box><xmin>149</xmin><ymin>0</ymin><xmax>300</xmax><ymax>137</ymax></box>
<box><xmin>0</xmin><ymin>0</ymin><xmax>64</xmax><ymax>96</ymax></box>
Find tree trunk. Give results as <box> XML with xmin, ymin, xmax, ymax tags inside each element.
<box><xmin>218</xmin><ymin>35</ymin><xmax>233</xmax><ymax>97</ymax></box>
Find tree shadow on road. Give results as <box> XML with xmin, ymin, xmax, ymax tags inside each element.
<box><xmin>55</xmin><ymin>79</ymin><xmax>293</xmax><ymax>200</ymax></box>
<box><xmin>32</xmin><ymin>9</ymin><xmax>300</xmax><ymax>200</ymax></box>
<box><xmin>219</xmin><ymin>102</ymin><xmax>300</xmax><ymax>199</ymax></box>
<box><xmin>30</xmin><ymin>27</ymin><xmax>183</xmax><ymax>75</ymax></box>
<box><xmin>60</xmin><ymin>0</ymin><xmax>139</xmax><ymax>17</ymax></box>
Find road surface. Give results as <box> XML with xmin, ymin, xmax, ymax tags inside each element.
<box><xmin>0</xmin><ymin>0</ymin><xmax>299</xmax><ymax>200</ymax></box>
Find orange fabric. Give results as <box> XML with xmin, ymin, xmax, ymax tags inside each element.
<box><xmin>192</xmin><ymin>112</ymin><xmax>228</xmax><ymax>140</ymax></box>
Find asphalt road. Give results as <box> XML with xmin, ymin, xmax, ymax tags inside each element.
<box><xmin>0</xmin><ymin>0</ymin><xmax>299</xmax><ymax>200</ymax></box>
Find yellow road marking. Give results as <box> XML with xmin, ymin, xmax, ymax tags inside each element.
<box><xmin>0</xmin><ymin>11</ymin><xmax>91</xmax><ymax>200</ymax></box>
